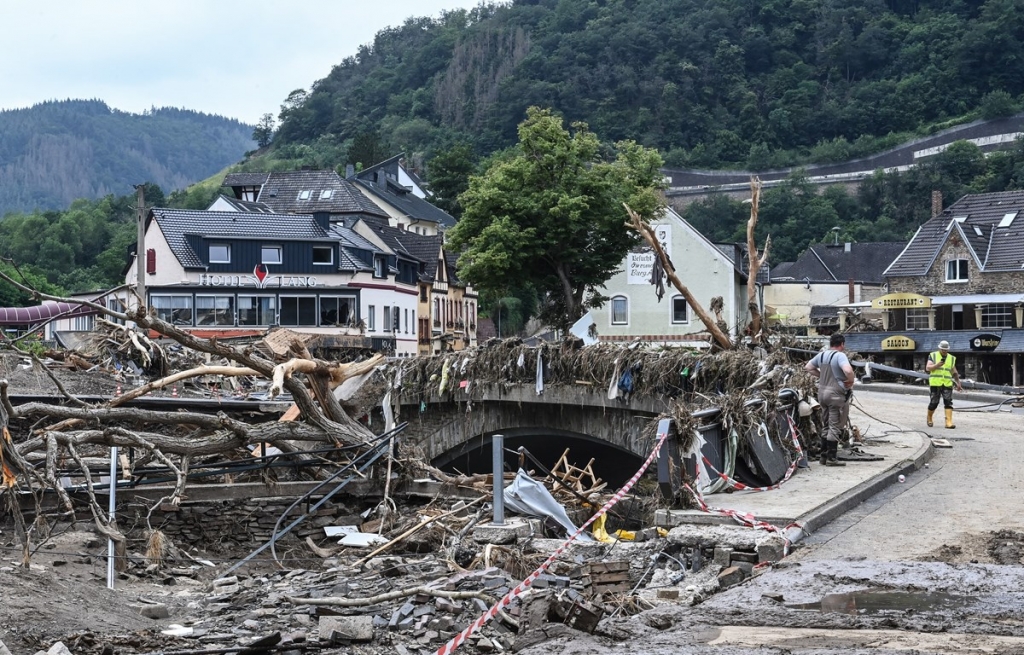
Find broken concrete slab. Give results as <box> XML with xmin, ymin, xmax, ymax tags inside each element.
<box><xmin>667</xmin><ymin>524</ymin><xmax>760</xmax><ymax>550</ymax></box>
<box><xmin>717</xmin><ymin>566</ymin><xmax>745</xmax><ymax>589</ymax></box>
<box><xmin>319</xmin><ymin>615</ymin><xmax>374</xmax><ymax>643</ymax></box>
<box><xmin>0</xmin><ymin>639</ymin><xmax>12</xmax><ymax>655</ymax></box>
<box><xmin>472</xmin><ymin>518</ymin><xmax>534</xmax><ymax>544</ymax></box>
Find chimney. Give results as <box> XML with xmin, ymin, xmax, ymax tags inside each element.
<box><xmin>345</xmin><ymin>164</ymin><xmax>354</xmax><ymax>179</ymax></box>
<box><xmin>931</xmin><ymin>190</ymin><xmax>943</xmax><ymax>218</ymax></box>
<box><xmin>848</xmin><ymin>278</ymin><xmax>855</xmax><ymax>303</ymax></box>
<box><xmin>376</xmin><ymin>169</ymin><xmax>387</xmax><ymax>190</ymax></box>
<box><xmin>312</xmin><ymin>211</ymin><xmax>331</xmax><ymax>230</ymax></box>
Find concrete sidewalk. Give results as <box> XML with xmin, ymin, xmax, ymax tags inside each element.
<box><xmin>655</xmin><ymin>385</ymin><xmax>944</xmax><ymax>540</ymax></box>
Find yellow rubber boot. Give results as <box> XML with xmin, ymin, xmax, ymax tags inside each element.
<box><xmin>927</xmin><ymin>409</ymin><xmax>934</xmax><ymax>427</ymax></box>
<box><xmin>945</xmin><ymin>408</ymin><xmax>956</xmax><ymax>429</ymax></box>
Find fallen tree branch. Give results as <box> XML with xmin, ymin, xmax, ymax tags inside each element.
<box><xmin>288</xmin><ymin>585</ymin><xmax>495</xmax><ymax>608</ymax></box>
<box><xmin>355</xmin><ymin>496</ymin><xmax>487</xmax><ymax>567</ymax></box>
<box><xmin>624</xmin><ymin>204</ymin><xmax>733</xmax><ymax>350</ymax></box>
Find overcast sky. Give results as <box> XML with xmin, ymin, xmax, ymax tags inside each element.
<box><xmin>3</xmin><ymin>1</ymin><xmax>484</xmax><ymax>125</ymax></box>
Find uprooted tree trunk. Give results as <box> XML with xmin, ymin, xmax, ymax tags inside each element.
<box><xmin>624</xmin><ymin>204</ymin><xmax>733</xmax><ymax>350</ymax></box>
<box><xmin>0</xmin><ymin>269</ymin><xmax>388</xmax><ymax>563</ymax></box>
<box><xmin>745</xmin><ymin>176</ymin><xmax>771</xmax><ymax>344</ymax></box>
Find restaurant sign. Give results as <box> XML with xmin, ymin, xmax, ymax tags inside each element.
<box><xmin>970</xmin><ymin>333</ymin><xmax>1001</xmax><ymax>351</ymax></box>
<box><xmin>881</xmin><ymin>335</ymin><xmax>916</xmax><ymax>351</ymax></box>
<box><xmin>871</xmin><ymin>293</ymin><xmax>931</xmax><ymax>309</ymax></box>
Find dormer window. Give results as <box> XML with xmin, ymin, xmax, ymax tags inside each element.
<box><xmin>262</xmin><ymin>246</ymin><xmax>283</xmax><ymax>265</ymax></box>
<box><xmin>298</xmin><ymin>190</ymin><xmax>312</xmax><ymax>200</ymax></box>
<box><xmin>313</xmin><ymin>246</ymin><xmax>334</xmax><ymax>265</ymax></box>
<box><xmin>320</xmin><ymin>190</ymin><xmax>333</xmax><ymax>200</ymax></box>
<box><xmin>373</xmin><ymin>255</ymin><xmax>386</xmax><ymax>278</ymax></box>
<box><xmin>945</xmin><ymin>259</ymin><xmax>968</xmax><ymax>283</ymax></box>
<box><xmin>209</xmin><ymin>243</ymin><xmax>231</xmax><ymax>264</ymax></box>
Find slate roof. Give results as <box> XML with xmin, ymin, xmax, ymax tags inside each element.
<box><xmin>327</xmin><ymin>224</ymin><xmax>383</xmax><ymax>273</ymax></box>
<box><xmin>779</xmin><ymin>242</ymin><xmax>906</xmax><ymax>284</ymax></box>
<box><xmin>223</xmin><ymin>172</ymin><xmax>270</xmax><ymax>187</ymax></box>
<box><xmin>212</xmin><ymin>194</ymin><xmax>274</xmax><ymax>213</ymax></box>
<box><xmin>713</xmin><ymin>242</ymin><xmax>769</xmax><ymax>284</ymax></box>
<box><xmin>223</xmin><ymin>170</ymin><xmax>388</xmax><ymax>218</ymax></box>
<box><xmin>150</xmin><ymin>208</ymin><xmax>330</xmax><ymax>269</ymax></box>
<box><xmin>389</xmin><ymin>231</ymin><xmax>444</xmax><ymax>281</ymax></box>
<box><xmin>770</xmin><ymin>262</ymin><xmax>795</xmax><ymax>280</ymax></box>
<box><xmin>843</xmin><ymin>329</ymin><xmax>1024</xmax><ymax>354</ymax></box>
<box><xmin>885</xmin><ymin>190</ymin><xmax>1024</xmax><ymax>277</ymax></box>
<box><xmin>352</xmin><ymin>177</ymin><xmax>455</xmax><ymax>228</ymax></box>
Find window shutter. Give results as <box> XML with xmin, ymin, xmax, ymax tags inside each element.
<box><xmin>146</xmin><ymin>249</ymin><xmax>156</xmax><ymax>274</ymax></box>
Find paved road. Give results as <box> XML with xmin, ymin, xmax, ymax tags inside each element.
<box><xmin>524</xmin><ymin>391</ymin><xmax>1024</xmax><ymax>654</ymax></box>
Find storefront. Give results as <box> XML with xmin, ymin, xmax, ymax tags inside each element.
<box><xmin>842</xmin><ymin>292</ymin><xmax>1024</xmax><ymax>387</ymax></box>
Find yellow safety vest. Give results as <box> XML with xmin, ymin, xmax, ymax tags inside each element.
<box><xmin>928</xmin><ymin>351</ymin><xmax>955</xmax><ymax>387</ymax></box>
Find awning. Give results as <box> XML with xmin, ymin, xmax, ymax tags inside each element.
<box><xmin>930</xmin><ymin>294</ymin><xmax>1024</xmax><ymax>305</ymax></box>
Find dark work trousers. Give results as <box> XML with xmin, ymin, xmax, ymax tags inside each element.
<box><xmin>820</xmin><ymin>387</ymin><xmax>848</xmax><ymax>443</ymax></box>
<box><xmin>928</xmin><ymin>385</ymin><xmax>953</xmax><ymax>411</ymax></box>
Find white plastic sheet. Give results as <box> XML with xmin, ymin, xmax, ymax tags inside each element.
<box><xmin>502</xmin><ymin>469</ymin><xmax>593</xmax><ymax>540</ymax></box>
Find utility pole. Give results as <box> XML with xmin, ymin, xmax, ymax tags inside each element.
<box><xmin>135</xmin><ymin>185</ymin><xmax>146</xmax><ymax>311</ymax></box>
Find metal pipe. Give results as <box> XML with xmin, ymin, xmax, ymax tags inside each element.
<box><xmin>492</xmin><ymin>433</ymin><xmax>504</xmax><ymax>525</ymax></box>
<box><xmin>107</xmin><ymin>446</ymin><xmax>117</xmax><ymax>590</ymax></box>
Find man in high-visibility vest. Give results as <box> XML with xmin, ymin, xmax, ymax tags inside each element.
<box><xmin>925</xmin><ymin>340</ymin><xmax>963</xmax><ymax>429</ymax></box>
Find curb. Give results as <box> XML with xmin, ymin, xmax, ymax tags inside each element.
<box><xmin>789</xmin><ymin>431</ymin><xmax>935</xmax><ymax>543</ymax></box>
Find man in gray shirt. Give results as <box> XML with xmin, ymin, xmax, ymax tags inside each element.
<box><xmin>805</xmin><ymin>333</ymin><xmax>855</xmax><ymax>466</ymax></box>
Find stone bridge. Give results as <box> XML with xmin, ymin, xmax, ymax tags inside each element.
<box><xmin>380</xmin><ymin>383</ymin><xmax>677</xmax><ymax>487</ymax></box>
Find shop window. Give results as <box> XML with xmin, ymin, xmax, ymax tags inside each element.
<box><xmin>196</xmin><ymin>295</ymin><xmax>235</xmax><ymax>326</ymax></box>
<box><xmin>982</xmin><ymin>303</ymin><xmax>1014</xmax><ymax>328</ymax></box>
<box><xmin>671</xmin><ymin>296</ymin><xmax>689</xmax><ymax>324</ymax></box>
<box><xmin>280</xmin><ymin>296</ymin><xmax>316</xmax><ymax>326</ymax></box>
<box><xmin>320</xmin><ymin>296</ymin><xmax>355</xmax><ymax>326</ymax></box>
<box><xmin>905</xmin><ymin>308</ymin><xmax>929</xmax><ymax>330</ymax></box>
<box><xmin>238</xmin><ymin>296</ymin><xmax>276</xmax><ymax>326</ymax></box>
<box><xmin>611</xmin><ymin>296</ymin><xmax>628</xmax><ymax>325</ymax></box>
<box><xmin>945</xmin><ymin>259</ymin><xmax>968</xmax><ymax>283</ymax></box>
<box><xmin>152</xmin><ymin>295</ymin><xmax>193</xmax><ymax>325</ymax></box>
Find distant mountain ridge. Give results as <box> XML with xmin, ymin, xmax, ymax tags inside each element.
<box><xmin>0</xmin><ymin>99</ymin><xmax>254</xmax><ymax>216</ymax></box>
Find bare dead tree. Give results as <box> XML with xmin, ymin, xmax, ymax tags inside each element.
<box><xmin>624</xmin><ymin>204</ymin><xmax>733</xmax><ymax>350</ymax></box>
<box><xmin>0</xmin><ymin>269</ymin><xmax>388</xmax><ymax>564</ymax></box>
<box><xmin>745</xmin><ymin>176</ymin><xmax>771</xmax><ymax>343</ymax></box>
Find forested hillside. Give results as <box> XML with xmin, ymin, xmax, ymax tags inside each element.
<box><xmin>0</xmin><ymin>100</ymin><xmax>254</xmax><ymax>216</ymax></box>
<box><xmin>270</xmin><ymin>0</ymin><xmax>1024</xmax><ymax>170</ymax></box>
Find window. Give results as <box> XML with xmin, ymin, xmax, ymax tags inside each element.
<box><xmin>313</xmin><ymin>246</ymin><xmax>334</xmax><ymax>265</ymax></box>
<box><xmin>238</xmin><ymin>295</ymin><xmax>276</xmax><ymax>326</ymax></box>
<box><xmin>280</xmin><ymin>297</ymin><xmax>316</xmax><ymax>326</ymax></box>
<box><xmin>262</xmin><ymin>246</ymin><xmax>283</xmax><ymax>264</ymax></box>
<box><xmin>906</xmin><ymin>308</ymin><xmax>929</xmax><ymax>330</ymax></box>
<box><xmin>373</xmin><ymin>255</ymin><xmax>386</xmax><ymax>278</ymax></box>
<box><xmin>404</xmin><ymin>308</ymin><xmax>409</xmax><ymax>333</ymax></box>
<box><xmin>298</xmin><ymin>190</ymin><xmax>312</xmax><ymax>200</ymax></box>
<box><xmin>195</xmin><ymin>295</ymin><xmax>235</xmax><ymax>326</ymax></box>
<box><xmin>320</xmin><ymin>296</ymin><xmax>355</xmax><ymax>326</ymax></box>
<box><xmin>383</xmin><ymin>306</ymin><xmax>393</xmax><ymax>332</ymax></box>
<box><xmin>945</xmin><ymin>259</ymin><xmax>968</xmax><ymax>282</ymax></box>
<box><xmin>982</xmin><ymin>303</ymin><xmax>1014</xmax><ymax>328</ymax></box>
<box><xmin>319</xmin><ymin>189</ymin><xmax>333</xmax><ymax>200</ymax></box>
<box><xmin>152</xmin><ymin>295</ymin><xmax>193</xmax><ymax>325</ymax></box>
<box><xmin>611</xmin><ymin>296</ymin><xmax>628</xmax><ymax>325</ymax></box>
<box><xmin>368</xmin><ymin>305</ymin><xmax>376</xmax><ymax>331</ymax></box>
<box><xmin>999</xmin><ymin>212</ymin><xmax>1018</xmax><ymax>228</ymax></box>
<box><xmin>72</xmin><ymin>315</ymin><xmax>94</xmax><ymax>331</ymax></box>
<box><xmin>671</xmin><ymin>296</ymin><xmax>689</xmax><ymax>324</ymax></box>
<box><xmin>209</xmin><ymin>244</ymin><xmax>231</xmax><ymax>264</ymax></box>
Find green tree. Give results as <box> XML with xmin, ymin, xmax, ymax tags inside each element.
<box><xmin>426</xmin><ymin>142</ymin><xmax>478</xmax><ymax>218</ymax></box>
<box><xmin>447</xmin><ymin>107</ymin><xmax>665</xmax><ymax>331</ymax></box>
<box><xmin>347</xmin><ymin>131</ymin><xmax>391</xmax><ymax>169</ymax></box>
<box><xmin>253</xmin><ymin>113</ymin><xmax>276</xmax><ymax>148</ymax></box>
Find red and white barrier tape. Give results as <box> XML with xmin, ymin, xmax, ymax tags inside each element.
<box><xmin>684</xmin><ymin>414</ymin><xmax>805</xmax><ymax>553</ymax></box>
<box><xmin>703</xmin><ymin>414</ymin><xmax>805</xmax><ymax>492</ymax></box>
<box><xmin>434</xmin><ymin>427</ymin><xmax>672</xmax><ymax>655</ymax></box>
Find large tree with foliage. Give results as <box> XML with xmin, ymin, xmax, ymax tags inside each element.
<box><xmin>447</xmin><ymin>107</ymin><xmax>665</xmax><ymax>331</ymax></box>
